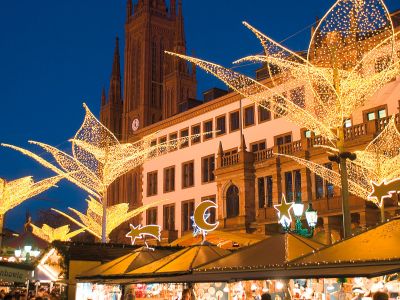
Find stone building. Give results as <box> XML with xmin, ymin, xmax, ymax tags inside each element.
<box><xmin>99</xmin><ymin>1</ymin><xmax>400</xmax><ymax>243</ymax></box>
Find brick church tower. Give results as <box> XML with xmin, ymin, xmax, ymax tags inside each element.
<box><xmin>122</xmin><ymin>0</ymin><xmax>196</xmax><ymax>141</ymax></box>
<box><xmin>99</xmin><ymin>1</ymin><xmax>196</xmax><ymax>240</ymax></box>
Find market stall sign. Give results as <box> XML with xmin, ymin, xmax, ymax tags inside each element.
<box><xmin>0</xmin><ymin>265</ymin><xmax>30</xmax><ymax>283</ymax></box>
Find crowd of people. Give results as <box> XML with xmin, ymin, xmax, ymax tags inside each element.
<box><xmin>0</xmin><ymin>287</ymin><xmax>62</xmax><ymax>300</ymax></box>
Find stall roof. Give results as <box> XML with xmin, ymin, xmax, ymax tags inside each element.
<box><xmin>169</xmin><ymin>230</ymin><xmax>266</xmax><ymax>249</ymax></box>
<box><xmin>196</xmin><ymin>233</ymin><xmax>324</xmax><ymax>272</ymax></box>
<box><xmin>293</xmin><ymin>218</ymin><xmax>400</xmax><ymax>266</ymax></box>
<box><xmin>125</xmin><ymin>243</ymin><xmax>231</xmax><ymax>277</ymax></box>
<box><xmin>77</xmin><ymin>247</ymin><xmax>176</xmax><ymax>280</ymax></box>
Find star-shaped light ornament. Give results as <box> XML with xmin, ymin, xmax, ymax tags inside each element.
<box><xmin>274</xmin><ymin>194</ymin><xmax>294</xmax><ymax>230</ymax></box>
<box><xmin>191</xmin><ymin>212</ymin><xmax>211</xmax><ymax>237</ymax></box>
<box><xmin>126</xmin><ymin>224</ymin><xmax>161</xmax><ymax>250</ymax></box>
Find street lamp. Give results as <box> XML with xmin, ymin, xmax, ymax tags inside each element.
<box><xmin>14</xmin><ymin>246</ymin><xmax>40</xmax><ymax>262</ymax></box>
<box><xmin>275</xmin><ymin>195</ymin><xmax>318</xmax><ymax>238</ymax></box>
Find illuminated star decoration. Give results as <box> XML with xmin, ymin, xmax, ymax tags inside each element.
<box><xmin>126</xmin><ymin>224</ymin><xmax>161</xmax><ymax>250</ymax></box>
<box><xmin>52</xmin><ymin>196</ymin><xmax>164</xmax><ymax>242</ymax></box>
<box><xmin>191</xmin><ymin>213</ymin><xmax>211</xmax><ymax>237</ymax></box>
<box><xmin>274</xmin><ymin>194</ymin><xmax>294</xmax><ymax>229</ymax></box>
<box><xmin>167</xmin><ymin>0</ymin><xmax>400</xmax><ymax>148</ymax></box>
<box><xmin>368</xmin><ymin>178</ymin><xmax>400</xmax><ymax>205</ymax></box>
<box><xmin>0</xmin><ymin>175</ymin><xmax>63</xmax><ymax>216</ymax></box>
<box><xmin>31</xmin><ymin>223</ymin><xmax>85</xmax><ymax>243</ymax></box>
<box><xmin>2</xmin><ymin>103</ymin><xmax>202</xmax><ymax>242</ymax></box>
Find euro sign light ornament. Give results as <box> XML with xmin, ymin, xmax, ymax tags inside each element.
<box><xmin>191</xmin><ymin>200</ymin><xmax>219</xmax><ymax>243</ymax></box>
<box><xmin>126</xmin><ymin>224</ymin><xmax>161</xmax><ymax>250</ymax></box>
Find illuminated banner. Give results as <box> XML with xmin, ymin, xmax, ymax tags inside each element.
<box><xmin>0</xmin><ymin>265</ymin><xmax>30</xmax><ymax>283</ymax></box>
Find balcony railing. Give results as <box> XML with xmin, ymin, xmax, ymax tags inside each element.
<box><xmin>254</xmin><ymin>148</ymin><xmax>274</xmax><ymax>162</ymax></box>
<box><xmin>277</xmin><ymin>140</ymin><xmax>303</xmax><ymax>155</ymax></box>
<box><xmin>221</xmin><ymin>152</ymin><xmax>240</xmax><ymax>167</ymax></box>
<box><xmin>344</xmin><ymin>123</ymin><xmax>367</xmax><ymax>140</ymax></box>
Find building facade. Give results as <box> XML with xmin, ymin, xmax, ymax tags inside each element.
<box><xmin>100</xmin><ymin>2</ymin><xmax>400</xmax><ymax>243</ymax></box>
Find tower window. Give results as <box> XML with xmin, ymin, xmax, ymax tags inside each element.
<box><xmin>226</xmin><ymin>185</ymin><xmax>239</xmax><ymax>218</ymax></box>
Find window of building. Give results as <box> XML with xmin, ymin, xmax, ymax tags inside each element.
<box><xmin>158</xmin><ymin>136</ymin><xmax>167</xmax><ymax>155</ymax></box>
<box><xmin>181</xmin><ymin>200</ymin><xmax>195</xmax><ymax>232</ymax></box>
<box><xmin>203</xmin><ymin>120</ymin><xmax>213</xmax><ymax>140</ymax></box>
<box><xmin>315</xmin><ymin>173</ymin><xmax>324</xmax><ymax>199</ymax></box>
<box><xmin>258</xmin><ymin>176</ymin><xmax>273</xmax><ymax>208</ymax></box>
<box><xmin>290</xmin><ymin>86</ymin><xmax>305</xmax><ymax>108</ymax></box>
<box><xmin>244</xmin><ymin>105</ymin><xmax>255</xmax><ymax>127</ymax></box>
<box><xmin>202</xmin><ymin>196</ymin><xmax>216</xmax><ymax>224</ymax></box>
<box><xmin>230</xmin><ymin>110</ymin><xmax>240</xmax><ymax>132</ymax></box>
<box><xmin>375</xmin><ymin>55</ymin><xmax>390</xmax><ymax>73</ymax></box>
<box><xmin>285</xmin><ymin>170</ymin><xmax>301</xmax><ymax>202</ymax></box>
<box><xmin>191</xmin><ymin>124</ymin><xmax>201</xmax><ymax>144</ymax></box>
<box><xmin>325</xmin><ymin>163</ymin><xmax>334</xmax><ymax>198</ymax></box>
<box><xmin>364</xmin><ymin>106</ymin><xmax>387</xmax><ymax>121</ymax></box>
<box><xmin>226</xmin><ymin>185</ymin><xmax>239</xmax><ymax>218</ymax></box>
<box><xmin>258</xmin><ymin>100</ymin><xmax>271</xmax><ymax>123</ymax></box>
<box><xmin>169</xmin><ymin>132</ymin><xmax>178</xmax><ymax>151</ymax></box>
<box><xmin>147</xmin><ymin>171</ymin><xmax>158</xmax><ymax>196</ymax></box>
<box><xmin>182</xmin><ymin>160</ymin><xmax>194</xmax><ymax>188</ymax></box>
<box><xmin>250</xmin><ymin>140</ymin><xmax>266</xmax><ymax>153</ymax></box>
<box><xmin>164</xmin><ymin>166</ymin><xmax>175</xmax><ymax>193</ymax></box>
<box><xmin>163</xmin><ymin>204</ymin><xmax>175</xmax><ymax>231</ymax></box>
<box><xmin>344</xmin><ymin>119</ymin><xmax>352</xmax><ymax>128</ymax></box>
<box><xmin>146</xmin><ymin>207</ymin><xmax>157</xmax><ymax>225</ymax></box>
<box><xmin>202</xmin><ymin>155</ymin><xmax>215</xmax><ymax>183</ymax></box>
<box><xmin>274</xmin><ymin>93</ymin><xmax>287</xmax><ymax>118</ymax></box>
<box><xmin>304</xmin><ymin>130</ymin><xmax>312</xmax><ymax>138</ymax></box>
<box><xmin>276</xmin><ymin>133</ymin><xmax>292</xmax><ymax>146</ymax></box>
<box><xmin>180</xmin><ymin>128</ymin><xmax>189</xmax><ymax>148</ymax></box>
<box><xmin>224</xmin><ymin>148</ymin><xmax>238</xmax><ymax>156</ymax></box>
<box><xmin>216</xmin><ymin>115</ymin><xmax>226</xmax><ymax>136</ymax></box>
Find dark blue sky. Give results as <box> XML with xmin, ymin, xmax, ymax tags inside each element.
<box><xmin>0</xmin><ymin>0</ymin><xmax>398</xmax><ymax>231</ymax></box>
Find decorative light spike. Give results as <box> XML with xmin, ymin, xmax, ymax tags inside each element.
<box><xmin>167</xmin><ymin>0</ymin><xmax>400</xmax><ymax>147</ymax></box>
<box><xmin>52</xmin><ymin>196</ymin><xmax>165</xmax><ymax>241</ymax></box>
<box><xmin>31</xmin><ymin>223</ymin><xmax>84</xmax><ymax>243</ymax></box>
<box><xmin>2</xmin><ymin>104</ymin><xmax>204</xmax><ymax>198</ymax></box>
<box><xmin>0</xmin><ymin>175</ymin><xmax>63</xmax><ymax>215</ymax></box>
<box><xmin>2</xmin><ymin>103</ymin><xmax>205</xmax><ymax>242</ymax></box>
<box><xmin>278</xmin><ymin>116</ymin><xmax>400</xmax><ymax>207</ymax></box>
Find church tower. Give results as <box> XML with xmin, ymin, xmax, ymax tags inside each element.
<box><xmin>122</xmin><ymin>0</ymin><xmax>196</xmax><ymax>141</ymax></box>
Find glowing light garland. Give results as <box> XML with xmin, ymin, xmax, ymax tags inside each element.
<box><xmin>0</xmin><ymin>175</ymin><xmax>62</xmax><ymax>216</ymax></box>
<box><xmin>279</xmin><ymin>117</ymin><xmax>400</xmax><ymax>207</ymax></box>
<box><xmin>2</xmin><ymin>104</ymin><xmax>201</xmax><ymax>242</ymax></box>
<box><xmin>51</xmin><ymin>196</ymin><xmax>165</xmax><ymax>241</ymax></box>
<box><xmin>167</xmin><ymin>0</ymin><xmax>400</xmax><ymax>146</ymax></box>
<box><xmin>31</xmin><ymin>223</ymin><xmax>84</xmax><ymax>243</ymax></box>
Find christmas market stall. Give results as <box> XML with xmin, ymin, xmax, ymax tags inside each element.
<box><xmin>0</xmin><ymin>260</ymin><xmax>33</xmax><ymax>292</ymax></box>
<box><xmin>75</xmin><ymin>246</ymin><xmax>179</xmax><ymax>299</ymax></box>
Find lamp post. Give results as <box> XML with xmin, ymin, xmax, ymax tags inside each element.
<box><xmin>14</xmin><ymin>245</ymin><xmax>40</xmax><ymax>262</ymax></box>
<box><xmin>275</xmin><ymin>195</ymin><xmax>318</xmax><ymax>238</ymax></box>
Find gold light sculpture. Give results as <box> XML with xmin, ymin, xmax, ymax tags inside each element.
<box><xmin>2</xmin><ymin>104</ymin><xmax>197</xmax><ymax>242</ymax></box>
<box><xmin>31</xmin><ymin>223</ymin><xmax>84</xmax><ymax>243</ymax></box>
<box><xmin>279</xmin><ymin>117</ymin><xmax>400</xmax><ymax>221</ymax></box>
<box><xmin>51</xmin><ymin>196</ymin><xmax>163</xmax><ymax>242</ymax></box>
<box><xmin>0</xmin><ymin>175</ymin><xmax>62</xmax><ymax>244</ymax></box>
<box><xmin>167</xmin><ymin>0</ymin><xmax>400</xmax><ymax>237</ymax></box>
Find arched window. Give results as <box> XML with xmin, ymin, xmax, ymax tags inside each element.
<box><xmin>226</xmin><ymin>185</ymin><xmax>239</xmax><ymax>218</ymax></box>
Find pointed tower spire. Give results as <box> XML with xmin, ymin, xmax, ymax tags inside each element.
<box><xmin>101</xmin><ymin>87</ymin><xmax>106</xmax><ymax>106</ymax></box>
<box><xmin>170</xmin><ymin>0</ymin><xmax>176</xmax><ymax>18</ymax></box>
<box><xmin>108</xmin><ymin>37</ymin><xmax>122</xmax><ymax>104</ymax></box>
<box><xmin>126</xmin><ymin>0</ymin><xmax>132</xmax><ymax>21</ymax></box>
<box><xmin>174</xmin><ymin>0</ymin><xmax>186</xmax><ymax>52</ymax></box>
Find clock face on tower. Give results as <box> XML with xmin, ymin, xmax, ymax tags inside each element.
<box><xmin>131</xmin><ymin>118</ymin><xmax>140</xmax><ymax>132</ymax></box>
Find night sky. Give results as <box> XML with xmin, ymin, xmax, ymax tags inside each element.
<box><xmin>0</xmin><ymin>0</ymin><xmax>398</xmax><ymax>231</ymax></box>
